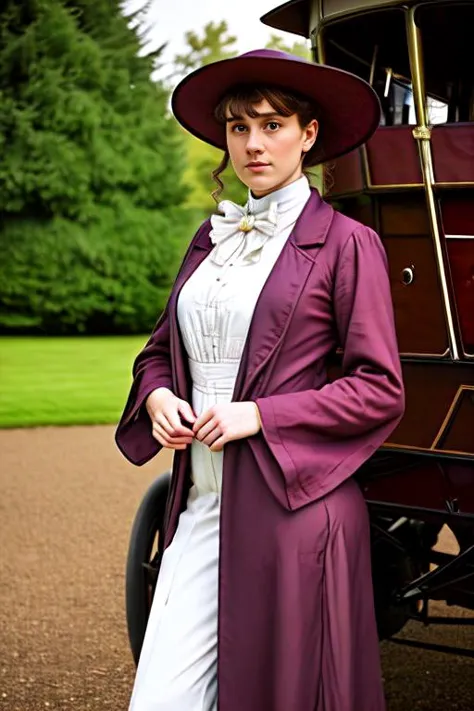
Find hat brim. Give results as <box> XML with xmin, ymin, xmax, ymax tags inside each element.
<box><xmin>171</xmin><ymin>54</ymin><xmax>381</xmax><ymax>165</ymax></box>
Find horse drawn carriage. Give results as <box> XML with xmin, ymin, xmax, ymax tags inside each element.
<box><xmin>126</xmin><ymin>0</ymin><xmax>474</xmax><ymax>665</ymax></box>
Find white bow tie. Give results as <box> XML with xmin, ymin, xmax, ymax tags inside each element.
<box><xmin>209</xmin><ymin>199</ymin><xmax>278</xmax><ymax>266</ymax></box>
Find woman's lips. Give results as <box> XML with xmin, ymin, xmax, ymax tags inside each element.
<box><xmin>246</xmin><ymin>163</ymin><xmax>270</xmax><ymax>173</ymax></box>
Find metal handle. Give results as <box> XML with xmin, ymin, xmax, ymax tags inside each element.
<box><xmin>401</xmin><ymin>265</ymin><xmax>415</xmax><ymax>286</ymax></box>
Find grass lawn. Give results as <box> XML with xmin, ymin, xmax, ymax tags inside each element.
<box><xmin>0</xmin><ymin>336</ymin><xmax>149</xmax><ymax>428</ymax></box>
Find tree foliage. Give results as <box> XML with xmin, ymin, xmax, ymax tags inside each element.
<box><xmin>0</xmin><ymin>0</ymin><xmax>193</xmax><ymax>334</ymax></box>
<box><xmin>265</xmin><ymin>34</ymin><xmax>312</xmax><ymax>61</ymax></box>
<box><xmin>0</xmin><ymin>205</ymin><xmax>197</xmax><ymax>333</ymax></box>
<box><xmin>171</xmin><ymin>20</ymin><xmax>237</xmax><ymax>81</ymax></box>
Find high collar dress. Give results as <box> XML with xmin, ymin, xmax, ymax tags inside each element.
<box><xmin>128</xmin><ymin>177</ymin><xmax>312</xmax><ymax>711</ymax></box>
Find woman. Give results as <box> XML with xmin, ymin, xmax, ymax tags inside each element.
<box><xmin>116</xmin><ymin>49</ymin><xmax>405</xmax><ymax>711</ymax></box>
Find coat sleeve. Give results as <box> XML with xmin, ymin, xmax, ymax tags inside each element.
<box><xmin>114</xmin><ymin>301</ymin><xmax>174</xmax><ymax>465</ymax></box>
<box><xmin>115</xmin><ymin>220</ymin><xmax>210</xmax><ymax>466</ymax></box>
<box><xmin>255</xmin><ymin>226</ymin><xmax>405</xmax><ymax>509</ymax></box>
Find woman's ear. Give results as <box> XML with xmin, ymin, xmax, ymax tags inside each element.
<box><xmin>302</xmin><ymin>119</ymin><xmax>319</xmax><ymax>154</ymax></box>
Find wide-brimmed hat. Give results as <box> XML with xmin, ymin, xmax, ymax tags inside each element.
<box><xmin>171</xmin><ymin>48</ymin><xmax>381</xmax><ymax>165</ymax></box>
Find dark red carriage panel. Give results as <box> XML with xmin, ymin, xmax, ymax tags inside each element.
<box><xmin>324</xmin><ymin>149</ymin><xmax>364</xmax><ymax>197</ymax></box>
<box><xmin>441</xmin><ymin>195</ymin><xmax>474</xmax><ymax>235</ymax></box>
<box><xmin>445</xmin><ymin>240</ymin><xmax>474</xmax><ymax>355</ymax></box>
<box><xmin>329</xmin><ymin>194</ymin><xmax>376</xmax><ymax>229</ymax></box>
<box><xmin>432</xmin><ymin>125</ymin><xmax>474</xmax><ymax>183</ymax></box>
<box><xmin>363</xmin><ymin>458</ymin><xmax>474</xmax><ymax>515</ymax></box>
<box><xmin>378</xmin><ymin>194</ymin><xmax>449</xmax><ymax>355</ymax></box>
<box><xmin>436</xmin><ymin>386</ymin><xmax>474</xmax><ymax>453</ymax></box>
<box><xmin>380</xmin><ymin>193</ymin><xmax>430</xmax><ymax>235</ymax></box>
<box><xmin>440</xmin><ymin>194</ymin><xmax>474</xmax><ymax>355</ymax></box>
<box><xmin>383</xmin><ymin>236</ymin><xmax>449</xmax><ymax>354</ymax></box>
<box><xmin>363</xmin><ymin>460</ymin><xmax>455</xmax><ymax>512</ymax></box>
<box><xmin>387</xmin><ymin>362</ymin><xmax>474</xmax><ymax>454</ymax></box>
<box><xmin>366</xmin><ymin>127</ymin><xmax>423</xmax><ymax>186</ymax></box>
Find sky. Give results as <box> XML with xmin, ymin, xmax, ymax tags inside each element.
<box><xmin>125</xmin><ymin>0</ymin><xmax>305</xmax><ymax>82</ymax></box>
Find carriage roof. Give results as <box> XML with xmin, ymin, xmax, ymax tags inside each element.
<box><xmin>262</xmin><ymin>0</ymin><xmax>474</xmax><ymax>105</ymax></box>
<box><xmin>261</xmin><ymin>0</ymin><xmax>474</xmax><ymax>39</ymax></box>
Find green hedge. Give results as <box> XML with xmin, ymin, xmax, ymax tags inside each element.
<box><xmin>0</xmin><ymin>205</ymin><xmax>200</xmax><ymax>334</ymax></box>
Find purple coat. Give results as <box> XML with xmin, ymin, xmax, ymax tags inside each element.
<box><xmin>116</xmin><ymin>189</ymin><xmax>405</xmax><ymax>711</ymax></box>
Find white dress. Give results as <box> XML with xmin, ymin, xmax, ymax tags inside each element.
<box><xmin>128</xmin><ymin>176</ymin><xmax>311</xmax><ymax>711</ymax></box>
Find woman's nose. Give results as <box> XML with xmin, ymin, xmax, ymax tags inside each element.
<box><xmin>246</xmin><ymin>128</ymin><xmax>264</xmax><ymax>153</ymax></box>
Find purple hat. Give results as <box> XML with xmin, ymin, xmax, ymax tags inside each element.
<box><xmin>171</xmin><ymin>48</ymin><xmax>381</xmax><ymax>165</ymax></box>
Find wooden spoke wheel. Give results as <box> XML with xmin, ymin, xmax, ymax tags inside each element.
<box><xmin>125</xmin><ymin>471</ymin><xmax>171</xmax><ymax>666</ymax></box>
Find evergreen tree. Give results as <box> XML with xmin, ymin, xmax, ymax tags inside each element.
<box><xmin>171</xmin><ymin>20</ymin><xmax>237</xmax><ymax>82</ymax></box>
<box><xmin>0</xmin><ymin>0</ymin><xmax>194</xmax><ymax>334</ymax></box>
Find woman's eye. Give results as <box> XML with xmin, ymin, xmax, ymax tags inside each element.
<box><xmin>267</xmin><ymin>121</ymin><xmax>281</xmax><ymax>131</ymax></box>
<box><xmin>231</xmin><ymin>124</ymin><xmax>247</xmax><ymax>133</ymax></box>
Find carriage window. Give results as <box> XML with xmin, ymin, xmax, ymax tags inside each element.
<box><xmin>416</xmin><ymin>2</ymin><xmax>474</xmax><ymax>124</ymax></box>
<box><xmin>323</xmin><ymin>8</ymin><xmax>413</xmax><ymax>126</ymax></box>
<box><xmin>384</xmin><ymin>79</ymin><xmax>416</xmax><ymax>126</ymax></box>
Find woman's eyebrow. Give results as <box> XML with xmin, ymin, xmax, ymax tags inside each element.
<box><xmin>225</xmin><ymin>111</ymin><xmax>282</xmax><ymax>123</ymax></box>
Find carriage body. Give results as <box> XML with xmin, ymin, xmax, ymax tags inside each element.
<box><xmin>263</xmin><ymin>0</ymin><xmax>474</xmax><ymax>647</ymax></box>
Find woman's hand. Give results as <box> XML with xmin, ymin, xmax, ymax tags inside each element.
<box><xmin>146</xmin><ymin>387</ymin><xmax>197</xmax><ymax>450</ymax></box>
<box><xmin>193</xmin><ymin>402</ymin><xmax>262</xmax><ymax>452</ymax></box>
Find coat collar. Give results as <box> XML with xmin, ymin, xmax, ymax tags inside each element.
<box><xmin>290</xmin><ymin>187</ymin><xmax>333</xmax><ymax>248</ymax></box>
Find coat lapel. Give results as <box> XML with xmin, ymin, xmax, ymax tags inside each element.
<box><xmin>234</xmin><ymin>190</ymin><xmax>335</xmax><ymax>402</ymax></box>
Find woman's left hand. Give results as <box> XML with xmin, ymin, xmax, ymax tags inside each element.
<box><xmin>193</xmin><ymin>402</ymin><xmax>262</xmax><ymax>452</ymax></box>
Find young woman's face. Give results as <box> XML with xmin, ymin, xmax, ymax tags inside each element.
<box><xmin>225</xmin><ymin>98</ymin><xmax>318</xmax><ymax>197</ymax></box>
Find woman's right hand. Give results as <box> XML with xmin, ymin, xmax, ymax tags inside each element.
<box><xmin>146</xmin><ymin>388</ymin><xmax>197</xmax><ymax>450</ymax></box>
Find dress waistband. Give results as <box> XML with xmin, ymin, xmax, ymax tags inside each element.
<box><xmin>188</xmin><ymin>357</ymin><xmax>239</xmax><ymax>393</ymax></box>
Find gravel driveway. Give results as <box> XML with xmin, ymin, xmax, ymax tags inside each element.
<box><xmin>1</xmin><ymin>426</ymin><xmax>473</xmax><ymax>710</ymax></box>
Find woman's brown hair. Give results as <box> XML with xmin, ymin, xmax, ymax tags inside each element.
<box><xmin>211</xmin><ymin>85</ymin><xmax>323</xmax><ymax>203</ymax></box>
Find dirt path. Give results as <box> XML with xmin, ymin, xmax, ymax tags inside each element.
<box><xmin>0</xmin><ymin>426</ymin><xmax>473</xmax><ymax>710</ymax></box>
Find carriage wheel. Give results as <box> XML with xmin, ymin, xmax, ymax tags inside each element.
<box><xmin>125</xmin><ymin>471</ymin><xmax>171</xmax><ymax>666</ymax></box>
<box><xmin>370</xmin><ymin>516</ymin><xmax>441</xmax><ymax>639</ymax></box>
